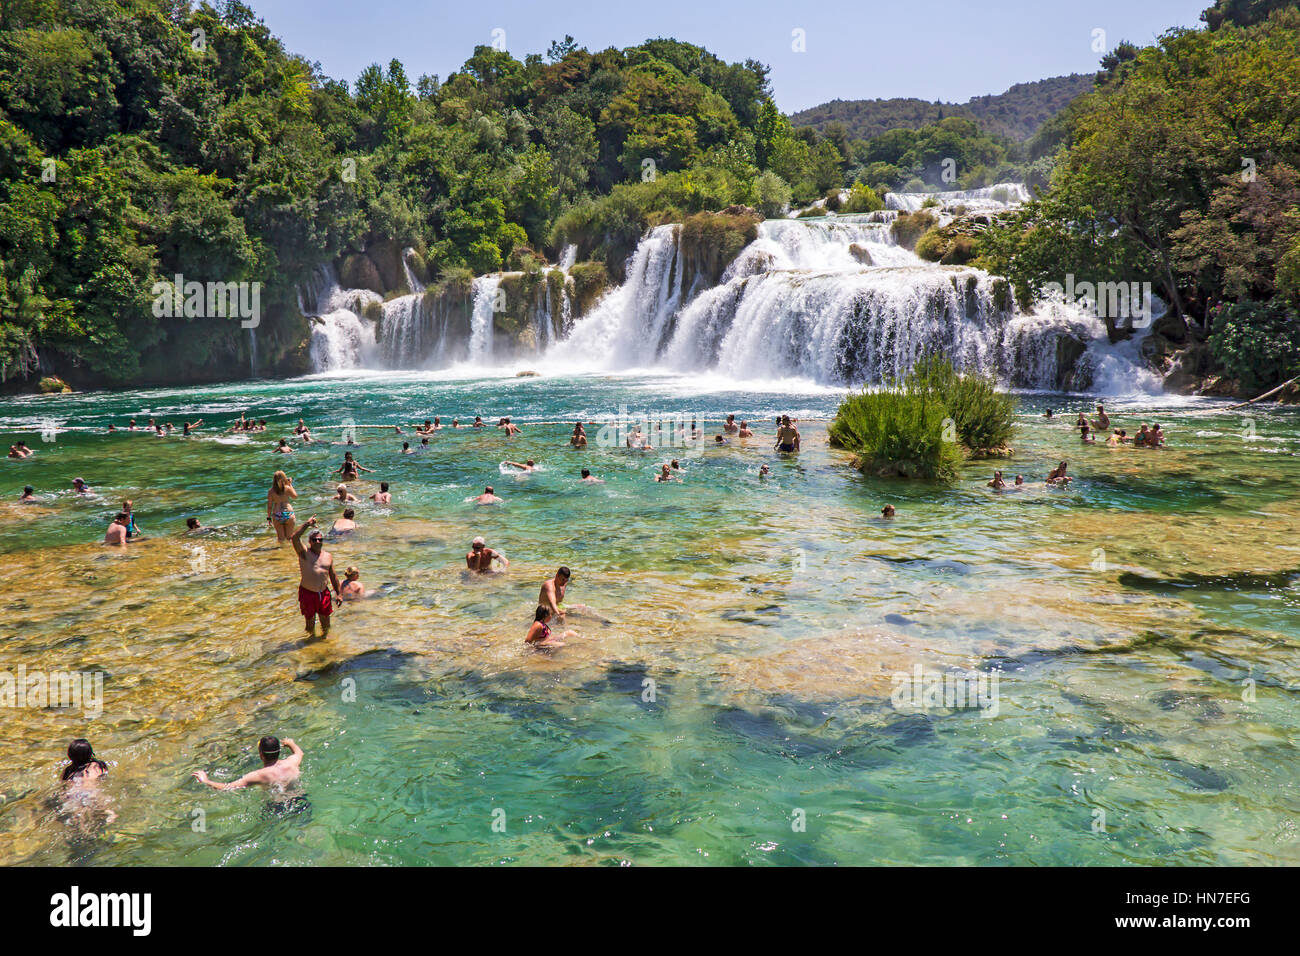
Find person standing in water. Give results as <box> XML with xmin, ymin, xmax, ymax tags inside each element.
<box><xmin>775</xmin><ymin>416</ymin><xmax>800</xmax><ymax>453</ymax></box>
<box><xmin>267</xmin><ymin>471</ymin><xmax>297</xmax><ymax>542</ymax></box>
<box><xmin>539</xmin><ymin>566</ymin><xmax>571</xmax><ymax>621</ymax></box>
<box><xmin>466</xmin><ymin>536</ymin><xmax>509</xmax><ymax>572</ymax></box>
<box><xmin>370</xmin><ymin>482</ymin><xmax>392</xmax><ymax>504</ymax></box>
<box><xmin>193</xmin><ymin>737</ymin><xmax>304</xmax><ymax>791</ymax></box>
<box><xmin>292</xmin><ymin>518</ymin><xmax>340</xmax><ymax>637</ymax></box>
<box><xmin>104</xmin><ymin>512</ymin><xmax>131</xmax><ymax>546</ymax></box>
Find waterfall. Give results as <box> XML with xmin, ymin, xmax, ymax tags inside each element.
<box><xmin>468</xmin><ymin>276</ymin><xmax>501</xmax><ymax>363</ymax></box>
<box><xmin>301</xmin><ymin>181</ymin><xmax>1157</xmax><ymax>394</ymax></box>
<box><xmin>300</xmin><ymin>264</ymin><xmax>380</xmax><ymax>371</ymax></box>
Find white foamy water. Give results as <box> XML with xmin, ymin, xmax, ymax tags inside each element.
<box><xmin>299</xmin><ymin>183</ymin><xmax>1157</xmax><ymax>394</ymax></box>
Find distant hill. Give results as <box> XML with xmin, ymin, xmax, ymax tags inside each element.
<box><xmin>790</xmin><ymin>74</ymin><xmax>1094</xmax><ymax>142</ymax></box>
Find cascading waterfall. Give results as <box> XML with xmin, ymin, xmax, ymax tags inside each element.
<box><xmin>468</xmin><ymin>276</ymin><xmax>501</xmax><ymax>362</ymax></box>
<box><xmin>300</xmin><ymin>183</ymin><xmax>1156</xmax><ymax>393</ymax></box>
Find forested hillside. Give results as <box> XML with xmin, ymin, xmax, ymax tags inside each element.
<box><xmin>790</xmin><ymin>74</ymin><xmax>1092</xmax><ymax>142</ymax></box>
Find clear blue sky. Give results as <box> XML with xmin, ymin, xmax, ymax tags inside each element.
<box><xmin>251</xmin><ymin>0</ymin><xmax>1212</xmax><ymax>113</ymax></box>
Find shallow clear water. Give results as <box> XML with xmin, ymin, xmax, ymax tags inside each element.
<box><xmin>1</xmin><ymin>370</ymin><xmax>1298</xmax><ymax>865</ymax></box>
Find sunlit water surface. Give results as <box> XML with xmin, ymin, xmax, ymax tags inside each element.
<box><xmin>1</xmin><ymin>370</ymin><xmax>1298</xmax><ymax>865</ymax></box>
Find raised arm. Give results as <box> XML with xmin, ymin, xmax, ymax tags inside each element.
<box><xmin>290</xmin><ymin>516</ymin><xmax>315</xmax><ymax>556</ymax></box>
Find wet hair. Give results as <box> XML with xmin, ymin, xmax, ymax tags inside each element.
<box><xmin>272</xmin><ymin>470</ymin><xmax>289</xmax><ymax>494</ymax></box>
<box><xmin>343</xmin><ymin>507</ymin><xmax>355</xmax><ymax>519</ymax></box>
<box><xmin>485</xmin><ymin>486</ymin><xmax>494</xmax><ymax>494</ymax></box>
<box><xmin>258</xmin><ymin>736</ymin><xmax>281</xmax><ymax>763</ymax></box>
<box><xmin>380</xmin><ymin>482</ymin><xmax>389</xmax><ymax>492</ymax></box>
<box><xmin>114</xmin><ymin>511</ymin><xmax>129</xmax><ymax>523</ymax></box>
<box><xmin>581</xmin><ymin>469</ymin><xmax>590</xmax><ymax>478</ymax></box>
<box><xmin>62</xmin><ymin>739</ymin><xmax>107</xmax><ymax>781</ymax></box>
<box><xmin>402</xmin><ymin>442</ymin><xmax>410</xmax><ymax>449</ymax></box>
<box><xmin>23</xmin><ymin>485</ymin><xmax>33</xmax><ymax>496</ymax></box>
<box><xmin>186</xmin><ymin>517</ymin><xmax>200</xmax><ymax>529</ymax></box>
<box><xmin>534</xmin><ymin>605</ymin><xmax>550</xmax><ymax>622</ymax></box>
<box><xmin>557</xmin><ymin>566</ymin><xmax>571</xmax><ymax>579</ymax></box>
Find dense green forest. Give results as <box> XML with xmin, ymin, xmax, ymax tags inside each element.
<box><xmin>791</xmin><ymin>74</ymin><xmax>1093</xmax><ymax>142</ymax></box>
<box><xmin>977</xmin><ymin>0</ymin><xmax>1300</xmax><ymax>393</ymax></box>
<box><xmin>0</xmin><ymin>0</ymin><xmax>1296</xmax><ymax>394</ymax></box>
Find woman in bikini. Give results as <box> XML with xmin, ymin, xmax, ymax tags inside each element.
<box><xmin>57</xmin><ymin>738</ymin><xmax>116</xmax><ymax>830</ymax></box>
<box><xmin>267</xmin><ymin>470</ymin><xmax>298</xmax><ymax>542</ymax></box>
<box><xmin>525</xmin><ymin>606</ymin><xmax>575</xmax><ymax>648</ymax></box>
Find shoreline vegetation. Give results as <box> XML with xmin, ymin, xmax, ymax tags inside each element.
<box><xmin>828</xmin><ymin>357</ymin><xmax>1016</xmax><ymax>481</ymax></box>
<box><xmin>0</xmin><ymin>0</ymin><xmax>1296</xmax><ymax>400</ymax></box>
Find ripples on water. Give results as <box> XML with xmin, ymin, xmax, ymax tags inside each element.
<box><xmin>0</xmin><ymin>372</ymin><xmax>1298</xmax><ymax>865</ymax></box>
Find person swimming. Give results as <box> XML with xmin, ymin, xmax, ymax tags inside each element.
<box><xmin>58</xmin><ymin>739</ymin><xmax>116</xmax><ymax>829</ymax></box>
<box><xmin>275</xmin><ymin>438</ymin><xmax>293</xmax><ymax>453</ymax></box>
<box><xmin>334</xmin><ymin>483</ymin><xmax>358</xmax><ymax>503</ymax></box>
<box><xmin>881</xmin><ymin>504</ymin><xmax>896</xmax><ymax>517</ymax></box>
<box><xmin>340</xmin><ymin>566</ymin><xmax>366</xmax><ymax>600</ymax></box>
<box><xmin>580</xmin><ymin>468</ymin><xmax>604</xmax><ymax>484</ymax></box>
<box><xmin>331</xmin><ymin>507</ymin><xmax>357</xmax><ymax>534</ymax></box>
<box><xmin>193</xmin><ymin>736</ymin><xmax>304</xmax><ymax>792</ymax></box>
<box><xmin>656</xmin><ymin>463</ymin><xmax>676</xmax><ymax>482</ymax></box>
<box><xmin>20</xmin><ymin>485</ymin><xmax>36</xmax><ymax>502</ymax></box>
<box><xmin>738</xmin><ymin>421</ymin><xmax>754</xmax><ymax>438</ymax></box>
<box><xmin>370</xmin><ymin>482</ymin><xmax>391</xmax><ymax>504</ymax></box>
<box><xmin>987</xmin><ymin>470</ymin><xmax>1006</xmax><ymax>489</ymax></box>
<box><xmin>186</xmin><ymin>517</ymin><xmax>203</xmax><ymax>532</ymax></box>
<box><xmin>1046</xmin><ymin>461</ymin><xmax>1072</xmax><ymax>485</ymax></box>
<box><xmin>504</xmin><ymin>459</ymin><xmax>536</xmax><ymax>473</ymax></box>
<box><xmin>570</xmin><ymin>423</ymin><xmax>587</xmax><ymax>447</ymax></box>
<box><xmin>724</xmin><ymin>414</ymin><xmax>739</xmax><ymax>434</ymax></box>
<box><xmin>474</xmin><ymin>486</ymin><xmax>503</xmax><ymax>505</ymax></box>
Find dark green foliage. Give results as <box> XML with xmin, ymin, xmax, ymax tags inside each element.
<box><xmin>1208</xmin><ymin>300</ymin><xmax>1300</xmax><ymax>392</ymax></box>
<box><xmin>828</xmin><ymin>357</ymin><xmax>1015</xmax><ymax>481</ymax></box>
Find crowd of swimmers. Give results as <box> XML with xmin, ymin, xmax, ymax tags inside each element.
<box><xmin>18</xmin><ymin>400</ymin><xmax>1173</xmax><ymax>809</ymax></box>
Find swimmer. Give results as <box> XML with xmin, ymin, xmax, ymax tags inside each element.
<box><xmin>1014</xmin><ymin>475</ymin><xmax>1025</xmax><ymax>486</ymax></box>
<box><xmin>401</xmin><ymin>441</ymin><xmax>412</xmax><ymax>454</ymax></box>
<box><xmin>72</xmin><ymin>477</ymin><xmax>90</xmax><ymax>494</ymax></box>
<box><xmin>1045</xmin><ymin>461</ymin><xmax>1072</xmax><ymax>485</ymax></box>
<box><xmin>275</xmin><ymin>438</ymin><xmax>293</xmax><ymax>453</ymax></box>
<box><xmin>504</xmin><ymin>459</ymin><xmax>536</xmax><ymax>473</ymax></box>
<box><xmin>775</xmin><ymin>415</ymin><xmax>800</xmax><ymax>453</ymax></box>
<box><xmin>466</xmin><ymin>536</ymin><xmax>508</xmax><ymax>572</ymax></box>
<box><xmin>7</xmin><ymin>445</ymin><xmax>21</xmax><ymax>459</ymax></box>
<box><xmin>759</xmin><ymin>464</ymin><xmax>770</xmax><ymax>477</ymax></box>
<box><xmin>474</xmin><ymin>486</ymin><xmax>503</xmax><ymax>505</ymax></box>
<box><xmin>267</xmin><ymin>471</ymin><xmax>297</xmax><ymax>542</ymax></box>
<box><xmin>416</xmin><ymin>419</ymin><xmax>434</xmax><ymax>435</ymax></box>
<box><xmin>20</xmin><ymin>485</ymin><xmax>36</xmax><ymax>502</ymax></box>
<box><xmin>1134</xmin><ymin>423</ymin><xmax>1151</xmax><ymax>447</ymax></box>
<box><xmin>580</xmin><ymin>468</ymin><xmax>604</xmax><ymax>484</ymax></box>
<box><xmin>58</xmin><ymin>738</ymin><xmax>116</xmax><ymax>827</ymax></box>
<box><xmin>334</xmin><ymin>483</ymin><xmax>358</xmax><ymax>503</ymax></box>
<box><xmin>331</xmin><ymin>507</ymin><xmax>357</xmax><ymax>534</ymax></box>
<box><xmin>713</xmin><ymin>434</ymin><xmax>729</xmax><ymax>446</ymax></box>
<box><xmin>1092</xmin><ymin>403</ymin><xmax>1110</xmax><ymax>431</ymax></box>
<box><xmin>1079</xmin><ymin>423</ymin><xmax>1096</xmax><ymax>443</ymax></box>
<box><xmin>670</xmin><ymin>459</ymin><xmax>682</xmax><ymax>471</ymax></box>
<box><xmin>500</xmin><ymin>418</ymin><xmax>521</xmax><ymax>437</ymax></box>
<box><xmin>1044</xmin><ymin>408</ymin><xmax>1054</xmax><ymax>419</ymax></box>
<box><xmin>987</xmin><ymin>470</ymin><xmax>1006</xmax><ymax>489</ymax></box>
<box><xmin>186</xmin><ymin>517</ymin><xmax>203</xmax><ymax>532</ymax></box>
<box><xmin>128</xmin><ymin>419</ymin><xmax>138</xmax><ymax>431</ymax></box>
<box><xmin>472</xmin><ymin>416</ymin><xmax>485</xmax><ymax>428</ymax></box>
<box><xmin>451</xmin><ymin>419</ymin><xmax>461</xmax><ymax>428</ymax></box>
<box><xmin>724</xmin><ymin>414</ymin><xmax>739</xmax><ymax>434</ymax></box>
<box><xmin>1107</xmin><ymin>429</ymin><xmax>1127</xmax><ymax>447</ymax></box>
<box><xmin>334</xmin><ymin>452</ymin><xmax>372</xmax><ymax>480</ymax></box>
<box><xmin>738</xmin><ymin>421</ymin><xmax>754</xmax><ymax>438</ymax></box>
<box><xmin>292</xmin><ymin>518</ymin><xmax>340</xmax><ymax>637</ymax></box>
<box><xmin>570</xmin><ymin>423</ymin><xmax>588</xmax><ymax>447</ymax></box>
<box><xmin>539</xmin><ymin>566</ymin><xmax>571</xmax><ymax>621</ymax></box>
<box><xmin>393</xmin><ymin>425</ymin><xmax>404</xmax><ymax>435</ymax></box>
<box><xmin>182</xmin><ymin>418</ymin><xmax>204</xmax><ymax>436</ymax></box>
<box><xmin>526</xmin><ymin>605</ymin><xmax>575</xmax><ymax>648</ymax></box>
<box><xmin>655</xmin><ymin>463</ymin><xmax>676</xmax><ymax>482</ymax></box>
<box><xmin>193</xmin><ymin>736</ymin><xmax>304</xmax><ymax>791</ymax></box>
<box><xmin>881</xmin><ymin>504</ymin><xmax>895</xmax><ymax>518</ymax></box>
<box><xmin>104</xmin><ymin>513</ymin><xmax>131</xmax><ymax>546</ymax></box>
<box><xmin>627</xmin><ymin>427</ymin><xmax>646</xmax><ymax>450</ymax></box>
<box><xmin>340</xmin><ymin>566</ymin><xmax>367</xmax><ymax>600</ymax></box>
<box><xmin>1149</xmin><ymin>423</ymin><xmax>1166</xmax><ymax>446</ymax></box>
<box><xmin>370</xmin><ymin>482</ymin><xmax>391</xmax><ymax>504</ymax></box>
<box><xmin>419</xmin><ymin>438</ymin><xmax>430</xmax><ymax>451</ymax></box>
<box><xmin>1075</xmin><ymin>412</ymin><xmax>1088</xmax><ymax>429</ymax></box>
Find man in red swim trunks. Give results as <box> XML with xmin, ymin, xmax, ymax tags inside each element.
<box><xmin>291</xmin><ymin>517</ymin><xmax>340</xmax><ymax>637</ymax></box>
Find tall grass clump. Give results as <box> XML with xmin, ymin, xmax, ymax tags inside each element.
<box><xmin>828</xmin><ymin>357</ymin><xmax>1016</xmax><ymax>480</ymax></box>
